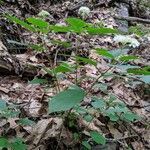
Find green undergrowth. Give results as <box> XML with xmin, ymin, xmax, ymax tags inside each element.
<box><xmin>0</xmin><ymin>14</ymin><xmax>149</xmax><ymax>149</ymax></box>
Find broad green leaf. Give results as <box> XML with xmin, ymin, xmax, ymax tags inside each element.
<box><xmin>122</xmin><ymin>112</ymin><xmax>140</xmax><ymax>122</ymax></box>
<box><xmin>53</xmin><ymin>62</ymin><xmax>74</xmax><ymax>74</ymax></box>
<box><xmin>30</xmin><ymin>44</ymin><xmax>45</xmax><ymax>52</ymax></box>
<box><xmin>84</xmin><ymin>114</ymin><xmax>93</xmax><ymax>122</ymax></box>
<box><xmin>82</xmin><ymin>141</ymin><xmax>91</xmax><ymax>150</ymax></box>
<box><xmin>138</xmin><ymin>75</ymin><xmax>150</xmax><ymax>83</ymax></box>
<box><xmin>6</xmin><ymin>15</ymin><xmax>35</xmax><ymax>32</ymax></box>
<box><xmin>87</xmin><ymin>27</ymin><xmax>118</xmax><ymax>35</ymax></box>
<box><xmin>75</xmin><ymin>56</ymin><xmax>97</xmax><ymax>66</ymax></box>
<box><xmin>107</xmin><ymin>113</ymin><xmax>119</xmax><ymax>121</ymax></box>
<box><xmin>26</xmin><ymin>17</ymin><xmax>49</xmax><ymax>28</ymax></box>
<box><xmin>65</xmin><ymin>18</ymin><xmax>87</xmax><ymax>28</ymax></box>
<box><xmin>96</xmin><ymin>48</ymin><xmax>114</xmax><ymax>59</ymax></box>
<box><xmin>11</xmin><ymin>138</ymin><xmax>27</xmax><ymax>150</ymax></box>
<box><xmin>118</xmin><ymin>55</ymin><xmax>139</xmax><ymax>62</ymax></box>
<box><xmin>0</xmin><ymin>99</ymin><xmax>7</xmax><ymax>110</ymax></box>
<box><xmin>66</xmin><ymin>24</ymin><xmax>85</xmax><ymax>33</ymax></box>
<box><xmin>127</xmin><ymin>67</ymin><xmax>150</xmax><ymax>75</ymax></box>
<box><xmin>94</xmin><ymin>83</ymin><xmax>108</xmax><ymax>93</ymax></box>
<box><xmin>110</xmin><ymin>48</ymin><xmax>130</xmax><ymax>58</ymax></box>
<box><xmin>90</xmin><ymin>131</ymin><xmax>106</xmax><ymax>145</ymax></box>
<box><xmin>50</xmin><ymin>25</ymin><xmax>70</xmax><ymax>33</ymax></box>
<box><xmin>29</xmin><ymin>78</ymin><xmax>48</xmax><ymax>84</ymax></box>
<box><xmin>18</xmin><ymin>118</ymin><xmax>35</xmax><ymax>126</ymax></box>
<box><xmin>0</xmin><ymin>137</ymin><xmax>9</xmax><ymax>148</ymax></box>
<box><xmin>49</xmin><ymin>86</ymin><xmax>85</xmax><ymax>113</ymax></box>
<box><xmin>91</xmin><ymin>98</ymin><xmax>106</xmax><ymax>109</ymax></box>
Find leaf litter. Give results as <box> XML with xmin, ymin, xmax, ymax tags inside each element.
<box><xmin>0</xmin><ymin>0</ymin><xmax>150</xmax><ymax>149</ymax></box>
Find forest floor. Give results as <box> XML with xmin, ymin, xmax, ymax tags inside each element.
<box><xmin>0</xmin><ymin>0</ymin><xmax>150</xmax><ymax>150</ymax></box>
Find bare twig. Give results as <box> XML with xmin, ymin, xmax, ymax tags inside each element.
<box><xmin>115</xmin><ymin>15</ymin><xmax>150</xmax><ymax>24</ymax></box>
<box><xmin>107</xmin><ymin>134</ymin><xmax>138</xmax><ymax>141</ymax></box>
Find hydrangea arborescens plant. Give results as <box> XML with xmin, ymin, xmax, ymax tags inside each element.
<box><xmin>78</xmin><ymin>6</ymin><xmax>91</xmax><ymax>19</ymax></box>
<box><xmin>38</xmin><ymin>10</ymin><xmax>50</xmax><ymax>18</ymax></box>
<box><xmin>114</xmin><ymin>35</ymin><xmax>140</xmax><ymax>48</ymax></box>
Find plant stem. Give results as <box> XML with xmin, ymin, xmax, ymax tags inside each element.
<box><xmin>86</xmin><ymin>66</ymin><xmax>113</xmax><ymax>95</ymax></box>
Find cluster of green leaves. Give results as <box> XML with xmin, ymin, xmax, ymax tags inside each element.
<box><xmin>91</xmin><ymin>95</ymin><xmax>140</xmax><ymax>122</ymax></box>
<box><xmin>0</xmin><ymin>99</ymin><xmax>35</xmax><ymax>150</ymax></box>
<box><xmin>0</xmin><ymin>99</ymin><xmax>20</xmax><ymax>118</ymax></box>
<box><xmin>0</xmin><ymin>137</ymin><xmax>26</xmax><ymax>150</ymax></box>
<box><xmin>82</xmin><ymin>131</ymin><xmax>106</xmax><ymax>150</ymax></box>
<box><xmin>0</xmin><ymin>99</ymin><xmax>35</xmax><ymax>125</ymax></box>
<box><xmin>5</xmin><ymin>15</ymin><xmax>118</xmax><ymax>53</ymax></box>
<box><xmin>6</xmin><ymin>14</ymin><xmax>150</xmax><ymax>149</ymax></box>
<box><xmin>96</xmin><ymin>48</ymin><xmax>150</xmax><ymax>84</ymax></box>
<box><xmin>6</xmin><ymin>15</ymin><xmax>118</xmax><ymax>34</ymax></box>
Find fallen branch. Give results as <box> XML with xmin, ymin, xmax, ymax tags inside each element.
<box><xmin>115</xmin><ymin>15</ymin><xmax>150</xmax><ymax>24</ymax></box>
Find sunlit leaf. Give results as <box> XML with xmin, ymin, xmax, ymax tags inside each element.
<box><xmin>127</xmin><ymin>67</ymin><xmax>150</xmax><ymax>75</ymax></box>
<box><xmin>53</xmin><ymin>62</ymin><xmax>74</xmax><ymax>74</ymax></box>
<box><xmin>27</xmin><ymin>17</ymin><xmax>49</xmax><ymax>28</ymax></box>
<box><xmin>65</xmin><ymin>18</ymin><xmax>87</xmax><ymax>28</ymax></box>
<box><xmin>96</xmin><ymin>48</ymin><xmax>114</xmax><ymax>59</ymax></box>
<box><xmin>122</xmin><ymin>112</ymin><xmax>140</xmax><ymax>122</ymax></box>
<box><xmin>91</xmin><ymin>98</ymin><xmax>106</xmax><ymax>109</ymax></box>
<box><xmin>49</xmin><ymin>86</ymin><xmax>85</xmax><ymax>113</ymax></box>
<box><xmin>138</xmin><ymin>75</ymin><xmax>150</xmax><ymax>83</ymax></box>
<box><xmin>6</xmin><ymin>15</ymin><xmax>35</xmax><ymax>32</ymax></box>
<box><xmin>50</xmin><ymin>25</ymin><xmax>70</xmax><ymax>33</ymax></box>
<box><xmin>118</xmin><ymin>55</ymin><xmax>139</xmax><ymax>62</ymax></box>
<box><xmin>87</xmin><ymin>27</ymin><xmax>118</xmax><ymax>35</ymax></box>
<box><xmin>51</xmin><ymin>40</ymin><xmax>71</xmax><ymax>48</ymax></box>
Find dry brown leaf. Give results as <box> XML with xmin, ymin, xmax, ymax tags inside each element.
<box><xmin>29</xmin><ymin>118</ymin><xmax>53</xmax><ymax>145</ymax></box>
<box><xmin>107</xmin><ymin>123</ymin><xmax>123</xmax><ymax>139</ymax></box>
<box><xmin>131</xmin><ymin>141</ymin><xmax>145</xmax><ymax>150</ymax></box>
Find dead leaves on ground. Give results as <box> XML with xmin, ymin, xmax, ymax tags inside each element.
<box><xmin>0</xmin><ymin>0</ymin><xmax>150</xmax><ymax>149</ymax></box>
